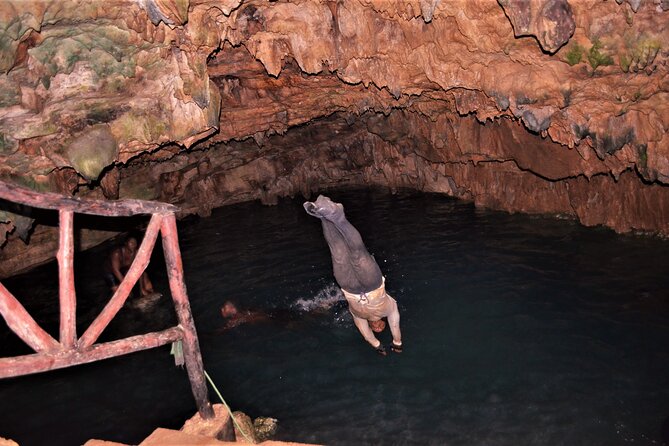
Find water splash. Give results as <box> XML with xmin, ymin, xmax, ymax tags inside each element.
<box><xmin>292</xmin><ymin>283</ymin><xmax>344</xmax><ymax>313</ymax></box>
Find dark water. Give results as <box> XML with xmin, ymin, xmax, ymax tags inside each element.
<box><xmin>1</xmin><ymin>188</ymin><xmax>668</xmax><ymax>445</ymax></box>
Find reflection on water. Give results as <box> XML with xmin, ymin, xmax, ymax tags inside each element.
<box><xmin>1</xmin><ymin>188</ymin><xmax>669</xmax><ymax>445</ymax></box>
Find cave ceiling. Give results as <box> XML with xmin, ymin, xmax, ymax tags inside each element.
<box><xmin>0</xmin><ymin>0</ymin><xmax>668</xmax><ymax>276</ymax></box>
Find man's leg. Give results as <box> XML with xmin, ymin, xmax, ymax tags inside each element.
<box><xmin>323</xmin><ymin>210</ymin><xmax>379</xmax><ymax>270</ymax></box>
<box><xmin>305</xmin><ymin>196</ymin><xmax>383</xmax><ymax>292</ymax></box>
<box><xmin>322</xmin><ymin>219</ymin><xmax>382</xmax><ymax>293</ymax></box>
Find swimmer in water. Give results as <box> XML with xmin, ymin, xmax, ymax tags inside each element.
<box><xmin>220</xmin><ymin>300</ymin><xmax>268</xmax><ymax>330</ymax></box>
<box><xmin>103</xmin><ymin>235</ymin><xmax>154</xmax><ymax>298</ymax></box>
<box><xmin>304</xmin><ymin>195</ymin><xmax>402</xmax><ymax>356</ymax></box>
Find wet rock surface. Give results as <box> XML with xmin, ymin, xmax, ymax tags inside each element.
<box><xmin>254</xmin><ymin>416</ymin><xmax>279</xmax><ymax>442</ymax></box>
<box><xmin>231</xmin><ymin>411</ymin><xmax>259</xmax><ymax>443</ymax></box>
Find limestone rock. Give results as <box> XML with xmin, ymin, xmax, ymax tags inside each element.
<box><xmin>181</xmin><ymin>403</ymin><xmax>235</xmax><ymax>441</ymax></box>
<box><xmin>0</xmin><ymin>0</ymin><xmax>668</xmax><ymax>276</ymax></box>
<box><xmin>65</xmin><ymin>125</ymin><xmax>117</xmax><ymax>181</ymax></box>
<box><xmin>140</xmin><ymin>0</ymin><xmax>189</xmax><ymax>27</ymax></box>
<box><xmin>231</xmin><ymin>411</ymin><xmax>259</xmax><ymax>443</ymax></box>
<box><xmin>254</xmin><ymin>416</ymin><xmax>279</xmax><ymax>442</ymax></box>
<box><xmin>498</xmin><ymin>0</ymin><xmax>576</xmax><ymax>53</ymax></box>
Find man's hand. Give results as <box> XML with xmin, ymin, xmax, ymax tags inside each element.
<box><xmin>375</xmin><ymin>345</ymin><xmax>387</xmax><ymax>356</ymax></box>
<box><xmin>391</xmin><ymin>341</ymin><xmax>402</xmax><ymax>353</ymax></box>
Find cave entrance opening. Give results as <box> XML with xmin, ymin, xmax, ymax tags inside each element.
<box><xmin>0</xmin><ymin>180</ymin><xmax>214</xmax><ymax>419</ymax></box>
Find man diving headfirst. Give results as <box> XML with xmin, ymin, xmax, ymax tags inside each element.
<box><xmin>304</xmin><ymin>195</ymin><xmax>402</xmax><ymax>355</ymax></box>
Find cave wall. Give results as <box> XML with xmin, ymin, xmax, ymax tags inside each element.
<box><xmin>0</xmin><ymin>0</ymin><xmax>668</xmax><ymax>277</ymax></box>
<box><xmin>140</xmin><ymin>109</ymin><xmax>669</xmax><ymax>235</ymax></box>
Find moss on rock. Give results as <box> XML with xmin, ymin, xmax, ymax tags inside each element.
<box><xmin>111</xmin><ymin>109</ymin><xmax>169</xmax><ymax>146</ymax></box>
<box><xmin>65</xmin><ymin>124</ymin><xmax>117</xmax><ymax>180</ymax></box>
<box><xmin>563</xmin><ymin>43</ymin><xmax>584</xmax><ymax>66</ymax></box>
<box><xmin>0</xmin><ymin>77</ymin><xmax>20</xmax><ymax>107</ymax></box>
<box><xmin>587</xmin><ymin>40</ymin><xmax>614</xmax><ymax>75</ymax></box>
<box><xmin>28</xmin><ymin>24</ymin><xmax>150</xmax><ymax>84</ymax></box>
<box><xmin>619</xmin><ymin>34</ymin><xmax>661</xmax><ymax>73</ymax></box>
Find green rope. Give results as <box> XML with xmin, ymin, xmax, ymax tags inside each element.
<box><xmin>204</xmin><ymin>370</ymin><xmax>255</xmax><ymax>443</ymax></box>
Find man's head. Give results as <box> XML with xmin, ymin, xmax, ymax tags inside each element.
<box><xmin>221</xmin><ymin>301</ymin><xmax>239</xmax><ymax>318</ymax></box>
<box><xmin>124</xmin><ymin>237</ymin><xmax>138</xmax><ymax>252</ymax></box>
<box><xmin>369</xmin><ymin>319</ymin><xmax>386</xmax><ymax>333</ymax></box>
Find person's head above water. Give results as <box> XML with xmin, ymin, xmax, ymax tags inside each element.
<box><xmin>221</xmin><ymin>301</ymin><xmax>239</xmax><ymax>318</ymax></box>
<box><xmin>124</xmin><ymin>236</ymin><xmax>138</xmax><ymax>252</ymax></box>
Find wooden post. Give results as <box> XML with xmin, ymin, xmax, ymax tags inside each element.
<box><xmin>79</xmin><ymin>214</ymin><xmax>162</xmax><ymax>348</ymax></box>
<box><xmin>0</xmin><ymin>282</ymin><xmax>59</xmax><ymax>352</ymax></box>
<box><xmin>161</xmin><ymin>213</ymin><xmax>214</xmax><ymax>419</ymax></box>
<box><xmin>58</xmin><ymin>210</ymin><xmax>77</xmax><ymax>348</ymax></box>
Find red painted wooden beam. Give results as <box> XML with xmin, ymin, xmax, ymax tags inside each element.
<box><xmin>0</xmin><ymin>179</ymin><xmax>178</xmax><ymax>216</ymax></box>
<box><xmin>161</xmin><ymin>214</ymin><xmax>214</xmax><ymax>419</ymax></box>
<box><xmin>0</xmin><ymin>326</ymin><xmax>183</xmax><ymax>379</ymax></box>
<box><xmin>58</xmin><ymin>210</ymin><xmax>77</xmax><ymax>348</ymax></box>
<box><xmin>78</xmin><ymin>214</ymin><xmax>163</xmax><ymax>349</ymax></box>
<box><xmin>0</xmin><ymin>281</ymin><xmax>59</xmax><ymax>352</ymax></box>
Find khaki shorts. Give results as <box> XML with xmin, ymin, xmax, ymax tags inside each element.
<box><xmin>342</xmin><ymin>278</ymin><xmax>397</xmax><ymax>321</ymax></box>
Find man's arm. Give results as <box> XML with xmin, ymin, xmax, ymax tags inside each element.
<box><xmin>139</xmin><ymin>272</ymin><xmax>154</xmax><ymax>295</ymax></box>
<box><xmin>386</xmin><ymin>299</ymin><xmax>402</xmax><ymax>352</ymax></box>
<box><xmin>351</xmin><ymin>314</ymin><xmax>386</xmax><ymax>355</ymax></box>
<box><xmin>110</xmin><ymin>250</ymin><xmax>125</xmax><ymax>283</ymax></box>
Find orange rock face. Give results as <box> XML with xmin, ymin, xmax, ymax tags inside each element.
<box><xmin>0</xmin><ymin>0</ymin><xmax>668</xmax><ymax>275</ymax></box>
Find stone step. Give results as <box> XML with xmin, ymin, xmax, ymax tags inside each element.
<box><xmin>140</xmin><ymin>427</ymin><xmax>231</xmax><ymax>445</ymax></box>
<box><xmin>84</xmin><ymin>403</ymin><xmax>321</xmax><ymax>446</ymax></box>
<box><xmin>85</xmin><ymin>428</ymin><xmax>321</xmax><ymax>446</ymax></box>
<box><xmin>83</xmin><ymin>440</ymin><xmax>130</xmax><ymax>446</ymax></box>
<box><xmin>139</xmin><ymin>427</ymin><xmax>320</xmax><ymax>445</ymax></box>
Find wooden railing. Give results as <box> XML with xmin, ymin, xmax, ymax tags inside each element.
<box><xmin>0</xmin><ymin>180</ymin><xmax>213</xmax><ymax>419</ymax></box>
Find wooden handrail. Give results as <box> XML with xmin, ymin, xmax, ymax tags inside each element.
<box><xmin>0</xmin><ymin>178</ymin><xmax>213</xmax><ymax>419</ymax></box>
<box><xmin>0</xmin><ymin>281</ymin><xmax>60</xmax><ymax>352</ymax></box>
<box><xmin>0</xmin><ymin>180</ymin><xmax>178</xmax><ymax>216</ymax></box>
<box><xmin>0</xmin><ymin>327</ymin><xmax>183</xmax><ymax>379</ymax></box>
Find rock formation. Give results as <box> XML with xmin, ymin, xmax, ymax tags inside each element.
<box><xmin>0</xmin><ymin>0</ymin><xmax>667</xmax><ymax>276</ymax></box>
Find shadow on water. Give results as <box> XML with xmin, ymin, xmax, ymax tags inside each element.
<box><xmin>1</xmin><ymin>187</ymin><xmax>668</xmax><ymax>445</ymax></box>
